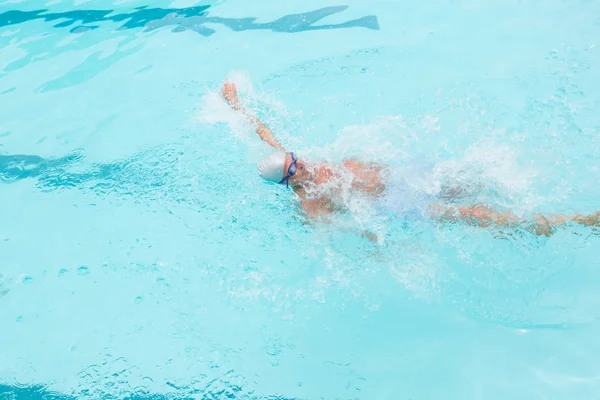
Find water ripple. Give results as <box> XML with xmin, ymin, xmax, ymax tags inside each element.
<box><xmin>0</xmin><ymin>5</ymin><xmax>379</xmax><ymax>37</ymax></box>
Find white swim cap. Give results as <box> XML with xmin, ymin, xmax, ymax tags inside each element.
<box><xmin>257</xmin><ymin>152</ymin><xmax>286</xmax><ymax>183</ymax></box>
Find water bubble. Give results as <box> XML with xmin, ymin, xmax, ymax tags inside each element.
<box><xmin>264</xmin><ymin>344</ymin><xmax>282</xmax><ymax>356</ymax></box>
<box><xmin>77</xmin><ymin>266</ymin><xmax>89</xmax><ymax>276</ymax></box>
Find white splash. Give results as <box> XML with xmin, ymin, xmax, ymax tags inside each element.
<box><xmin>196</xmin><ymin>71</ymin><xmax>294</xmax><ymax>163</ymax></box>
<box><xmin>431</xmin><ymin>141</ymin><xmax>538</xmax><ymax>212</ymax></box>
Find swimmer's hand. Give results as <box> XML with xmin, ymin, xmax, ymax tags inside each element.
<box><xmin>362</xmin><ymin>231</ymin><xmax>378</xmax><ymax>243</ymax></box>
<box><xmin>221</xmin><ymin>79</ymin><xmax>240</xmax><ymax>109</ymax></box>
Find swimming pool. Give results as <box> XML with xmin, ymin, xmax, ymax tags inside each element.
<box><xmin>1</xmin><ymin>0</ymin><xmax>600</xmax><ymax>398</ymax></box>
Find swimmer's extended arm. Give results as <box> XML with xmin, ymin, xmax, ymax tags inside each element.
<box><xmin>221</xmin><ymin>80</ymin><xmax>285</xmax><ymax>151</ymax></box>
<box><xmin>431</xmin><ymin>203</ymin><xmax>600</xmax><ymax>237</ymax></box>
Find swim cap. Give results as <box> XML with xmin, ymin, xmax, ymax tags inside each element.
<box><xmin>257</xmin><ymin>152</ymin><xmax>286</xmax><ymax>183</ymax></box>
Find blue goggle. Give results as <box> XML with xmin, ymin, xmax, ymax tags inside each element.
<box><xmin>279</xmin><ymin>152</ymin><xmax>297</xmax><ymax>188</ymax></box>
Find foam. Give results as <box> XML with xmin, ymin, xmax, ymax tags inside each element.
<box><xmin>431</xmin><ymin>141</ymin><xmax>537</xmax><ymax>213</ymax></box>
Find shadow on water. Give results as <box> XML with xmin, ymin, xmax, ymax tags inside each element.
<box><xmin>0</xmin><ymin>5</ymin><xmax>379</xmax><ymax>36</ymax></box>
<box><xmin>0</xmin><ymin>150</ymin><xmax>183</xmax><ymax>197</ymax></box>
<box><xmin>0</xmin><ymin>146</ymin><xmax>236</xmax><ymax>209</ymax></box>
<box><xmin>0</xmin><ymin>153</ymin><xmax>81</xmax><ymax>183</ymax></box>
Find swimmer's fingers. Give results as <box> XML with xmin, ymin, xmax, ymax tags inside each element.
<box><xmin>221</xmin><ymin>79</ymin><xmax>239</xmax><ymax>105</ymax></box>
<box><xmin>223</xmin><ymin>79</ymin><xmax>237</xmax><ymax>93</ymax></box>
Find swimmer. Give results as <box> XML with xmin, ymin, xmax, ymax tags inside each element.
<box><xmin>221</xmin><ymin>79</ymin><xmax>600</xmax><ymax>237</ymax></box>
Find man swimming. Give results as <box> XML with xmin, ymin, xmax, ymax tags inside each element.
<box><xmin>221</xmin><ymin>79</ymin><xmax>600</xmax><ymax>237</ymax></box>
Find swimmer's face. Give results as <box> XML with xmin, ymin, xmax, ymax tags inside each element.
<box><xmin>283</xmin><ymin>152</ymin><xmax>309</xmax><ymax>186</ymax></box>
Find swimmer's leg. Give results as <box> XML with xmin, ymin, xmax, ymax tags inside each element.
<box><xmin>429</xmin><ymin>203</ymin><xmax>600</xmax><ymax>236</ymax></box>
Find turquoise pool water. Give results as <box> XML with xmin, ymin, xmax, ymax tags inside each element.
<box><xmin>2</xmin><ymin>0</ymin><xmax>600</xmax><ymax>399</ymax></box>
